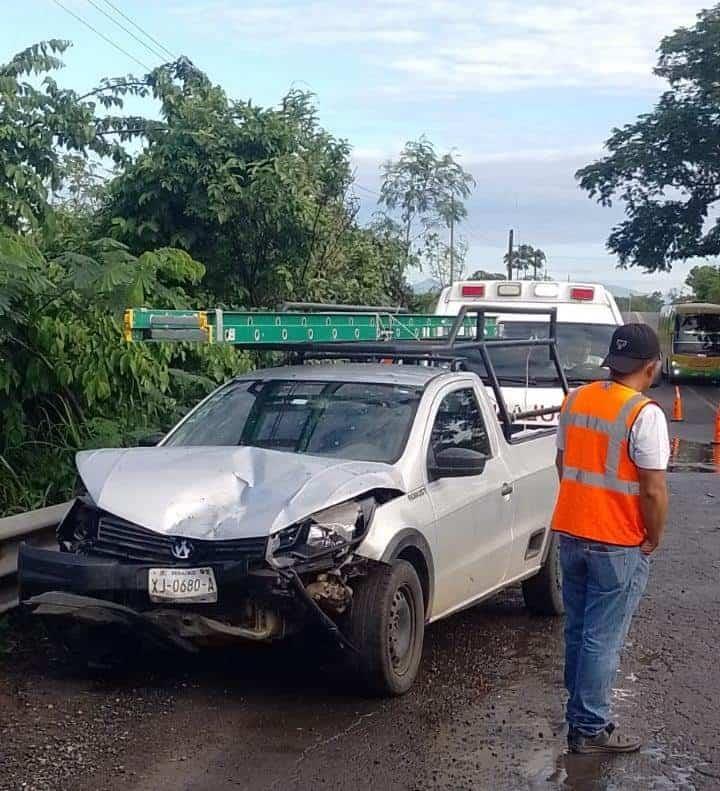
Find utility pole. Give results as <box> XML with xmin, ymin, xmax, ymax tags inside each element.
<box><xmin>449</xmin><ymin>195</ymin><xmax>455</xmax><ymax>285</ymax></box>
<box><xmin>506</xmin><ymin>228</ymin><xmax>514</xmax><ymax>280</ymax></box>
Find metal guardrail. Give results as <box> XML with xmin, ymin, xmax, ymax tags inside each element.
<box><xmin>0</xmin><ymin>502</ymin><xmax>71</xmax><ymax>615</ymax></box>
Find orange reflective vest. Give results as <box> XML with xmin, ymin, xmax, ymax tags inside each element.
<box><xmin>552</xmin><ymin>381</ymin><xmax>654</xmax><ymax>546</ymax></box>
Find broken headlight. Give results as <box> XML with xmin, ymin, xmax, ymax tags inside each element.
<box><xmin>271</xmin><ymin>499</ymin><xmax>373</xmax><ymax>560</ymax></box>
<box><xmin>305</xmin><ymin>500</ymin><xmax>363</xmax><ymax>549</ymax></box>
<box><xmin>57</xmin><ymin>492</ymin><xmax>99</xmax><ymax>553</ymax></box>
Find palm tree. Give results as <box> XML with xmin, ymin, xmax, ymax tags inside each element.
<box><xmin>503</xmin><ymin>244</ymin><xmax>547</xmax><ymax>279</ymax></box>
<box><xmin>530</xmin><ymin>248</ymin><xmax>547</xmax><ymax>280</ymax></box>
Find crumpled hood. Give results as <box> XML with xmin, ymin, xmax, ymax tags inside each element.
<box><xmin>76</xmin><ymin>446</ymin><xmax>405</xmax><ymax>540</ymax></box>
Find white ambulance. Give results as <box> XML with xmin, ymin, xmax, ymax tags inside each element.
<box><xmin>435</xmin><ymin>280</ymin><xmax>624</xmax><ymax>425</ymax></box>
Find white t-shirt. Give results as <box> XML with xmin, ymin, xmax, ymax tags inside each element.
<box><xmin>628</xmin><ymin>403</ymin><xmax>670</xmax><ymax>470</ymax></box>
<box><xmin>557</xmin><ymin>402</ymin><xmax>670</xmax><ymax>471</ymax></box>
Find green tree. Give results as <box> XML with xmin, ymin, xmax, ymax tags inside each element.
<box><xmin>0</xmin><ymin>44</ymin><xmax>246</xmax><ymax>514</ymax></box>
<box><xmin>614</xmin><ymin>290</ymin><xmax>666</xmax><ymax>312</ymax></box>
<box><xmin>685</xmin><ymin>264</ymin><xmax>720</xmax><ymax>302</ymax></box>
<box><xmin>504</xmin><ymin>245</ymin><xmax>527</xmax><ymax>278</ymax></box>
<box><xmin>529</xmin><ymin>248</ymin><xmax>547</xmax><ymax>279</ymax></box>
<box><xmin>577</xmin><ymin>6</ymin><xmax>720</xmax><ymax>272</ymax></box>
<box><xmin>423</xmin><ymin>231</ymin><xmax>468</xmax><ymax>288</ymax></box>
<box><xmin>407</xmin><ymin>289</ymin><xmax>440</xmax><ymax>312</ymax></box>
<box><xmin>101</xmin><ymin>63</ymin><xmax>380</xmax><ymax>306</ymax></box>
<box><xmin>378</xmin><ymin>137</ymin><xmax>475</xmax><ymax>281</ymax></box>
<box><xmin>0</xmin><ymin>40</ymin><xmax>416</xmax><ymax>513</ymax></box>
<box><xmin>470</xmin><ymin>269</ymin><xmax>505</xmax><ymax>280</ymax></box>
<box><xmin>0</xmin><ymin>40</ymin><xmax>152</xmax><ymax>231</ymax></box>
<box><xmin>0</xmin><ymin>227</ymin><xmax>243</xmax><ymax>513</ymax></box>
<box><xmin>504</xmin><ymin>243</ymin><xmax>547</xmax><ymax>279</ymax></box>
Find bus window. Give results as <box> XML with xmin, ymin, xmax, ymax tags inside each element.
<box><xmin>675</xmin><ymin>314</ymin><xmax>720</xmax><ymax>355</ymax></box>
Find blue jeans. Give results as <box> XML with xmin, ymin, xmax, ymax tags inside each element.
<box><xmin>559</xmin><ymin>534</ymin><xmax>650</xmax><ymax>737</ymax></box>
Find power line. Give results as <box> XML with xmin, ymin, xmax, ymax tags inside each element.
<box><xmin>98</xmin><ymin>0</ymin><xmax>177</xmax><ymax>60</ymax></box>
<box><xmin>84</xmin><ymin>0</ymin><xmax>167</xmax><ymax>63</ymax></box>
<box><xmin>50</xmin><ymin>0</ymin><xmax>152</xmax><ymax>71</ymax></box>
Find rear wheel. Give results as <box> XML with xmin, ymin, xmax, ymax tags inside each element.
<box><xmin>522</xmin><ymin>532</ymin><xmax>564</xmax><ymax>616</ymax></box>
<box><xmin>345</xmin><ymin>560</ymin><xmax>425</xmax><ymax>696</ymax></box>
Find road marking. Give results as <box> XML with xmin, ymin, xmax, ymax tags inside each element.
<box><xmin>688</xmin><ymin>386</ymin><xmax>720</xmax><ymax>413</ymax></box>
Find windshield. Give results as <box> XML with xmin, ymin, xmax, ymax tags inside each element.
<box><xmin>164</xmin><ymin>379</ymin><xmax>422</xmax><ymax>463</ymax></box>
<box><xmin>484</xmin><ymin>321</ymin><xmax>615</xmax><ymax>384</ymax></box>
<box><xmin>674</xmin><ymin>314</ymin><xmax>720</xmax><ymax>355</ymax></box>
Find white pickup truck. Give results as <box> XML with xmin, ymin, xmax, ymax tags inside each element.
<box><xmin>20</xmin><ymin>348</ymin><xmax>563</xmax><ymax>696</ymax></box>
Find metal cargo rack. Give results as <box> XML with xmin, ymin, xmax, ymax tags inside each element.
<box><xmin>124</xmin><ymin>303</ymin><xmax>566</xmax><ymax>440</ymax></box>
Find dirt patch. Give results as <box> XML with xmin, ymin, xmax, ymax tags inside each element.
<box><xmin>0</xmin><ymin>613</ymin><xmax>181</xmax><ymax>791</ymax></box>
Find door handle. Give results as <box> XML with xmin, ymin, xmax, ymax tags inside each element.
<box><xmin>501</xmin><ymin>482</ymin><xmax>514</xmax><ymax>497</ymax></box>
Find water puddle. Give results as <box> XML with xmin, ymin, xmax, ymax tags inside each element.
<box><xmin>667</xmin><ymin>438</ymin><xmax>720</xmax><ymax>473</ymax></box>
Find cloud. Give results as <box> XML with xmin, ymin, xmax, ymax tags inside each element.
<box><xmin>173</xmin><ymin>0</ymin><xmax>702</xmax><ymax>94</ymax></box>
<box><xmin>168</xmin><ymin>0</ymin><xmax>701</xmax><ymax>291</ymax></box>
<box><xmin>462</xmin><ymin>146</ymin><xmax>604</xmax><ymax>164</ymax></box>
<box><xmin>172</xmin><ymin>0</ymin><xmax>428</xmax><ymax>45</ymax></box>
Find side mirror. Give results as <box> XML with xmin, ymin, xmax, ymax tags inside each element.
<box><xmin>429</xmin><ymin>447</ymin><xmax>488</xmax><ymax>479</ymax></box>
<box><xmin>136</xmin><ymin>432</ymin><xmax>165</xmax><ymax>447</ymax></box>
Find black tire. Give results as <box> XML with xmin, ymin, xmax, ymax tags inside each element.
<box><xmin>522</xmin><ymin>532</ymin><xmax>564</xmax><ymax>616</ymax></box>
<box><xmin>345</xmin><ymin>560</ymin><xmax>425</xmax><ymax>696</ymax></box>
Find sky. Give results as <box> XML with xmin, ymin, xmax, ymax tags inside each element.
<box><xmin>2</xmin><ymin>0</ymin><xmax>714</xmax><ymax>294</ymax></box>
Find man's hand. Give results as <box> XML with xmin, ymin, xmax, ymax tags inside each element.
<box><xmin>637</xmin><ymin>468</ymin><xmax>668</xmax><ymax>554</ymax></box>
<box><xmin>639</xmin><ymin>539</ymin><xmax>658</xmax><ymax>555</ymax></box>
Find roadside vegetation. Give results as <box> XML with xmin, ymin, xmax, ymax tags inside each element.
<box><xmin>579</xmin><ymin>4</ymin><xmax>720</xmax><ymax>287</ymax></box>
<box><xmin>0</xmin><ymin>41</ymin><xmax>474</xmax><ymax>515</ymax></box>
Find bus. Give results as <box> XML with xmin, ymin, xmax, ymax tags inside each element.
<box><xmin>659</xmin><ymin>302</ymin><xmax>720</xmax><ymax>382</ymax></box>
<box><xmin>435</xmin><ymin>280</ymin><xmax>624</xmax><ymax>425</ymax></box>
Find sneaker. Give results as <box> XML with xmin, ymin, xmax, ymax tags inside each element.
<box><xmin>569</xmin><ymin>724</ymin><xmax>642</xmax><ymax>755</ymax></box>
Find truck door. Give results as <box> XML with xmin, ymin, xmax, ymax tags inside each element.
<box><xmin>425</xmin><ymin>384</ymin><xmax>515</xmax><ymax>617</ymax></box>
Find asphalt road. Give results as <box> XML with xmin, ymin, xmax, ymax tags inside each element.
<box><xmin>653</xmin><ymin>381</ymin><xmax>719</xmax><ymax>443</ymax></box>
<box><xmin>1</xmin><ymin>381</ymin><xmax>718</xmax><ymax>791</ymax></box>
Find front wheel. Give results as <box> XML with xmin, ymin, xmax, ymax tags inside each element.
<box><xmin>345</xmin><ymin>560</ymin><xmax>425</xmax><ymax>696</ymax></box>
<box><xmin>522</xmin><ymin>532</ymin><xmax>564</xmax><ymax>616</ymax></box>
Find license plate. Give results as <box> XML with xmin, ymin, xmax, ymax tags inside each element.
<box><xmin>148</xmin><ymin>567</ymin><xmax>218</xmax><ymax>603</ymax></box>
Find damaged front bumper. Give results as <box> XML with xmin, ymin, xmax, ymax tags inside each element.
<box><xmin>17</xmin><ymin>492</ymin><xmax>380</xmax><ymax>652</ymax></box>
<box><xmin>18</xmin><ymin>542</ymin><xmax>362</xmax><ymax>652</ymax></box>
<box><xmin>18</xmin><ymin>544</ymin><xmax>297</xmax><ymax>645</ymax></box>
<box><xmin>24</xmin><ymin>591</ymin><xmax>285</xmax><ymax>650</ymax></box>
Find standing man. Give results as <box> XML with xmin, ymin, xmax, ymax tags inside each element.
<box><xmin>552</xmin><ymin>324</ymin><xmax>670</xmax><ymax>754</ymax></box>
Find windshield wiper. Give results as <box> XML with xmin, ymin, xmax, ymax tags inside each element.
<box><xmin>494</xmin><ymin>375</ymin><xmax>540</xmax><ymax>385</ymax></box>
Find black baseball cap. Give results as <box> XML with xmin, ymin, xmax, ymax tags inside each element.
<box><xmin>602</xmin><ymin>323</ymin><xmax>661</xmax><ymax>373</ymax></box>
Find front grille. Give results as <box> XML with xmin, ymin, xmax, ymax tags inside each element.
<box><xmin>89</xmin><ymin>513</ymin><xmax>267</xmax><ymax>564</ymax></box>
